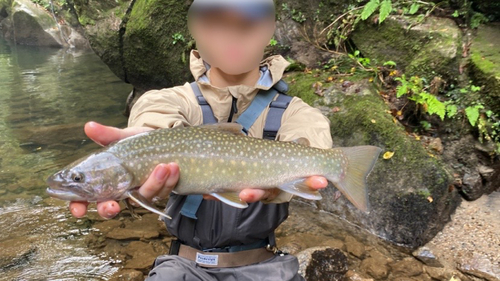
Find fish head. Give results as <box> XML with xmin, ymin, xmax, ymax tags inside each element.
<box><xmin>46</xmin><ymin>152</ymin><xmax>134</xmax><ymax>202</ymax></box>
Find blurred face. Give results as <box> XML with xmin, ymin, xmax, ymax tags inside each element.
<box><xmin>189</xmin><ymin>10</ymin><xmax>275</xmax><ymax>75</ymax></box>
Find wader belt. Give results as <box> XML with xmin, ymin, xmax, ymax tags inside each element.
<box><xmin>171</xmin><ymin>240</ymin><xmax>275</xmax><ymax>268</ymax></box>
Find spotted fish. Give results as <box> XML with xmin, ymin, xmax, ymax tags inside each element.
<box><xmin>46</xmin><ymin>123</ymin><xmax>382</xmax><ymax>219</ymax></box>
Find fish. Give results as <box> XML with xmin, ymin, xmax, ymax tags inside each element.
<box><xmin>46</xmin><ymin>123</ymin><xmax>382</xmax><ymax>219</ymax></box>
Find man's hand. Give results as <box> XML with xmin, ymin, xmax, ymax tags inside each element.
<box><xmin>202</xmin><ymin>176</ymin><xmax>328</xmax><ymax>202</ymax></box>
<box><xmin>69</xmin><ymin>122</ymin><xmax>180</xmax><ymax>219</ymax></box>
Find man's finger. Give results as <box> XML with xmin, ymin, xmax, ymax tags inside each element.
<box><xmin>138</xmin><ymin>164</ymin><xmax>172</xmax><ymax>201</ymax></box>
<box><xmin>156</xmin><ymin>163</ymin><xmax>181</xmax><ymax>199</ymax></box>
<box><xmin>84</xmin><ymin>121</ymin><xmax>152</xmax><ymax>147</ymax></box>
<box><xmin>69</xmin><ymin>201</ymin><xmax>89</xmax><ymax>218</ymax></box>
<box><xmin>305</xmin><ymin>176</ymin><xmax>328</xmax><ymax>190</ymax></box>
<box><xmin>96</xmin><ymin>201</ymin><xmax>121</xmax><ymax>219</ymax></box>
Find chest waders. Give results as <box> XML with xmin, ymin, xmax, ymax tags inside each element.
<box><xmin>171</xmin><ymin>80</ymin><xmax>292</xmax><ymax>261</ymax></box>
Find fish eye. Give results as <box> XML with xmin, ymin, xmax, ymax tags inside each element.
<box><xmin>72</xmin><ymin>172</ymin><xmax>84</xmax><ymax>183</ymax></box>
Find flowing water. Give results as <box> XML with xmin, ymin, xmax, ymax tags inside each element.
<box><xmin>0</xmin><ymin>36</ymin><xmax>132</xmax><ymax>280</ymax></box>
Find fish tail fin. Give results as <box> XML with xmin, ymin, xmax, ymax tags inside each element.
<box><xmin>326</xmin><ymin>146</ymin><xmax>382</xmax><ymax>213</ymax></box>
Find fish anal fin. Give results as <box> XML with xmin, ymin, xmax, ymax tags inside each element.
<box><xmin>278</xmin><ymin>178</ymin><xmax>322</xmax><ymax>200</ymax></box>
<box><xmin>199</xmin><ymin>123</ymin><xmax>245</xmax><ymax>136</ymax></box>
<box><xmin>210</xmin><ymin>192</ymin><xmax>248</xmax><ymax>208</ymax></box>
<box><xmin>127</xmin><ymin>190</ymin><xmax>172</xmax><ymax>219</ymax></box>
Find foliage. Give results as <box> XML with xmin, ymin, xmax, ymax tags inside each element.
<box><xmin>361</xmin><ymin>0</ymin><xmax>393</xmax><ymax>24</ymax></box>
<box><xmin>393</xmin><ymin>74</ymin><xmax>500</xmax><ymax>154</ymax></box>
<box><xmin>281</xmin><ymin>3</ymin><xmax>306</xmax><ymax>23</ymax></box>
<box><xmin>171</xmin><ymin>32</ymin><xmax>185</xmax><ymax>45</ymax></box>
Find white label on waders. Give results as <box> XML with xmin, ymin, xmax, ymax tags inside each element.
<box><xmin>196</xmin><ymin>252</ymin><xmax>219</xmax><ymax>266</ymax></box>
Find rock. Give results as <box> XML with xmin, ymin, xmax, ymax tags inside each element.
<box><xmin>462</xmin><ymin>171</ymin><xmax>484</xmax><ymax>200</ymax></box>
<box><xmin>93</xmin><ymin>220</ymin><xmax>124</xmax><ymax>234</ymax></box>
<box><xmin>124</xmin><ymin>241</ymin><xmax>158</xmax><ymax>271</ymax></box>
<box><xmin>412</xmin><ymin>247</ymin><xmax>443</xmax><ymax>268</ymax></box>
<box><xmin>360</xmin><ymin>257</ymin><xmax>389</xmax><ymax>279</ymax></box>
<box><xmin>293</xmin><ymin>79</ymin><xmax>461</xmax><ymax>248</ymax></box>
<box><xmin>429</xmin><ymin>138</ymin><xmax>444</xmax><ymax>155</ymax></box>
<box><xmin>109</xmin><ymin>269</ymin><xmax>144</xmax><ymax>281</ymax></box>
<box><xmin>297</xmin><ymin>247</ymin><xmax>348</xmax><ymax>281</ymax></box>
<box><xmin>106</xmin><ymin>228</ymin><xmax>159</xmax><ymax>240</ymax></box>
<box><xmin>345</xmin><ymin>236</ymin><xmax>365</xmax><ymax>258</ymax></box>
<box><xmin>470</xmin><ymin>24</ymin><xmax>500</xmax><ymax>116</ymax></box>
<box><xmin>390</xmin><ymin>258</ymin><xmax>424</xmax><ymax>277</ymax></box>
<box><xmin>426</xmin><ymin>192</ymin><xmax>500</xmax><ymax>281</ymax></box>
<box><xmin>345</xmin><ymin>271</ymin><xmax>374</xmax><ymax>281</ymax></box>
<box><xmin>459</xmin><ymin>253</ymin><xmax>500</xmax><ymax>281</ymax></box>
<box><xmin>0</xmin><ymin>0</ymin><xmax>88</xmax><ymax>48</ymax></box>
<box><xmin>352</xmin><ymin>16</ymin><xmax>461</xmax><ymax>81</ymax></box>
<box><xmin>0</xmin><ymin>238</ymin><xmax>37</xmax><ymax>269</ymax></box>
<box><xmin>71</xmin><ymin>0</ymin><xmax>192</xmax><ymax>93</ymax></box>
<box><xmin>424</xmin><ymin>266</ymin><xmax>460</xmax><ymax>281</ymax></box>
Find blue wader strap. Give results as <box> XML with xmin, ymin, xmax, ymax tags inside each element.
<box><xmin>180</xmin><ymin>80</ymin><xmax>292</xmax><ymax>220</ymax></box>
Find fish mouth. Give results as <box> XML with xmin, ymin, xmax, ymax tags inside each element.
<box><xmin>46</xmin><ymin>187</ymin><xmax>87</xmax><ymax>201</ymax></box>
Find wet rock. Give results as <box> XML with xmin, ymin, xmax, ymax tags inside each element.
<box><xmin>109</xmin><ymin>269</ymin><xmax>144</xmax><ymax>281</ymax></box>
<box><xmin>424</xmin><ymin>266</ymin><xmax>459</xmax><ymax>281</ymax></box>
<box><xmin>412</xmin><ymin>247</ymin><xmax>443</xmax><ymax>268</ymax></box>
<box><xmin>459</xmin><ymin>253</ymin><xmax>500</xmax><ymax>281</ymax></box>
<box><xmin>0</xmin><ymin>238</ymin><xmax>37</xmax><ymax>269</ymax></box>
<box><xmin>390</xmin><ymin>258</ymin><xmax>424</xmax><ymax>277</ymax></box>
<box><xmin>94</xmin><ymin>220</ymin><xmax>123</xmax><ymax>234</ymax></box>
<box><xmin>345</xmin><ymin>236</ymin><xmax>365</xmax><ymax>258</ymax></box>
<box><xmin>106</xmin><ymin>228</ymin><xmax>159</xmax><ymax>240</ymax></box>
<box><xmin>345</xmin><ymin>271</ymin><xmax>374</xmax><ymax>281</ymax></box>
<box><xmin>297</xmin><ymin>247</ymin><xmax>348</xmax><ymax>281</ymax></box>
<box><xmin>0</xmin><ymin>0</ymin><xmax>88</xmax><ymax>48</ymax></box>
<box><xmin>462</xmin><ymin>172</ymin><xmax>484</xmax><ymax>201</ymax></box>
<box><xmin>360</xmin><ymin>257</ymin><xmax>389</xmax><ymax>279</ymax></box>
<box><xmin>124</xmin><ymin>241</ymin><xmax>158</xmax><ymax>271</ymax></box>
<box><xmin>352</xmin><ymin>16</ymin><xmax>461</xmax><ymax>80</ymax></box>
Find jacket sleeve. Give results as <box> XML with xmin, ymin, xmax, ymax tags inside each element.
<box><xmin>262</xmin><ymin>97</ymin><xmax>333</xmax><ymax>204</ymax></box>
<box><xmin>128</xmin><ymin>83</ymin><xmax>203</xmax><ymax>129</ymax></box>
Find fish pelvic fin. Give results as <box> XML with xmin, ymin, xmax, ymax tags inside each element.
<box><xmin>278</xmin><ymin>178</ymin><xmax>323</xmax><ymax>200</ymax></box>
<box><xmin>127</xmin><ymin>190</ymin><xmax>172</xmax><ymax>219</ymax></box>
<box><xmin>328</xmin><ymin>146</ymin><xmax>382</xmax><ymax>213</ymax></box>
<box><xmin>210</xmin><ymin>192</ymin><xmax>249</xmax><ymax>208</ymax></box>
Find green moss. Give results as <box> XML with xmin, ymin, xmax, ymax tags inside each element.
<box><xmin>283</xmin><ymin>71</ymin><xmax>331</xmax><ymax>106</ymax></box>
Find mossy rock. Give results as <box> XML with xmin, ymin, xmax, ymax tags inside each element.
<box><xmin>122</xmin><ymin>0</ymin><xmax>192</xmax><ymax>90</ymax></box>
<box><xmin>470</xmin><ymin>24</ymin><xmax>500</xmax><ymax>115</ymax></box>
<box><xmin>351</xmin><ymin>16</ymin><xmax>462</xmax><ymax>81</ymax></box>
<box><xmin>285</xmin><ymin>74</ymin><xmax>461</xmax><ymax>248</ymax></box>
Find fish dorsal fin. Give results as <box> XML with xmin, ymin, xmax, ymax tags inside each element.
<box><xmin>210</xmin><ymin>192</ymin><xmax>249</xmax><ymax>208</ymax></box>
<box><xmin>127</xmin><ymin>190</ymin><xmax>172</xmax><ymax>219</ymax></box>
<box><xmin>292</xmin><ymin>138</ymin><xmax>310</xmax><ymax>147</ymax></box>
<box><xmin>199</xmin><ymin>123</ymin><xmax>246</xmax><ymax>136</ymax></box>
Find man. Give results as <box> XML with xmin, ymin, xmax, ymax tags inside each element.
<box><xmin>70</xmin><ymin>0</ymin><xmax>333</xmax><ymax>280</ymax></box>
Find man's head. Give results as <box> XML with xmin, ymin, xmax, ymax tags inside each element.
<box><xmin>188</xmin><ymin>0</ymin><xmax>276</xmax><ymax>75</ymax></box>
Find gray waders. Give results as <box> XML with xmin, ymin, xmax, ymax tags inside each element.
<box><xmin>146</xmin><ymin>80</ymin><xmax>305</xmax><ymax>281</ymax></box>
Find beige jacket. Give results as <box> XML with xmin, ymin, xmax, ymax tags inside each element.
<box><xmin>128</xmin><ymin>50</ymin><xmax>333</xmax><ymax>203</ymax></box>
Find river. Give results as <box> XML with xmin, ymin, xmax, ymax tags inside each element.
<box><xmin>0</xmin><ymin>36</ymin><xmax>132</xmax><ymax>280</ymax></box>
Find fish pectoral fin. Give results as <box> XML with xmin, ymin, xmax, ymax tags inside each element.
<box><xmin>210</xmin><ymin>192</ymin><xmax>248</xmax><ymax>208</ymax></box>
<box><xmin>127</xmin><ymin>190</ymin><xmax>172</xmax><ymax>219</ymax></box>
<box><xmin>199</xmin><ymin>123</ymin><xmax>246</xmax><ymax>136</ymax></box>
<box><xmin>124</xmin><ymin>199</ymin><xmax>142</xmax><ymax>220</ymax></box>
<box><xmin>278</xmin><ymin>178</ymin><xmax>323</xmax><ymax>200</ymax></box>
<box><xmin>292</xmin><ymin>138</ymin><xmax>310</xmax><ymax>147</ymax></box>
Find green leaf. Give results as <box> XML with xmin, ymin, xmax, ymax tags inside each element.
<box><xmin>361</xmin><ymin>0</ymin><xmax>380</xmax><ymax>20</ymax></box>
<box><xmin>421</xmin><ymin>93</ymin><xmax>446</xmax><ymax>120</ymax></box>
<box><xmin>452</xmin><ymin>10</ymin><xmax>459</xmax><ymax>18</ymax></box>
<box><xmin>465</xmin><ymin>105</ymin><xmax>484</xmax><ymax>126</ymax></box>
<box><xmin>383</xmin><ymin>60</ymin><xmax>397</xmax><ymax>67</ymax></box>
<box><xmin>446</xmin><ymin>104</ymin><xmax>458</xmax><ymax>118</ymax></box>
<box><xmin>379</xmin><ymin>0</ymin><xmax>392</xmax><ymax>23</ymax></box>
<box><xmin>409</xmin><ymin>3</ymin><xmax>420</xmax><ymax>15</ymax></box>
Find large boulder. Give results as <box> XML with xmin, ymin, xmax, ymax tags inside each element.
<box><xmin>0</xmin><ymin>0</ymin><xmax>88</xmax><ymax>48</ymax></box>
<box><xmin>470</xmin><ymin>23</ymin><xmax>500</xmax><ymax>115</ymax></box>
<box><xmin>71</xmin><ymin>0</ymin><xmax>193</xmax><ymax>92</ymax></box>
<box><xmin>351</xmin><ymin>16</ymin><xmax>462</xmax><ymax>81</ymax></box>
<box><xmin>285</xmin><ymin>77</ymin><xmax>461</xmax><ymax>248</ymax></box>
